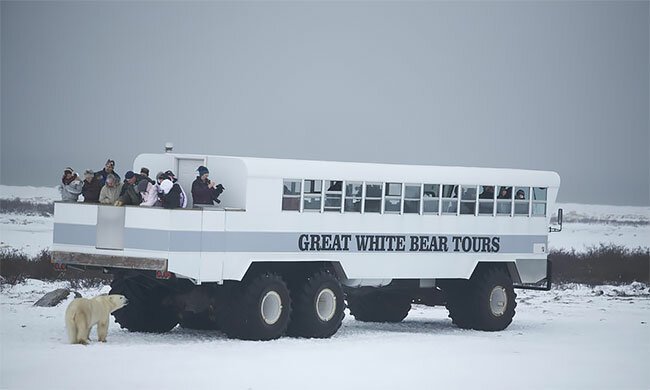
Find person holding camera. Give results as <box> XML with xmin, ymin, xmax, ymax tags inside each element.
<box><xmin>191</xmin><ymin>165</ymin><xmax>225</xmax><ymax>206</ymax></box>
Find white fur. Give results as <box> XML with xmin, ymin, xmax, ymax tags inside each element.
<box><xmin>65</xmin><ymin>294</ymin><xmax>128</xmax><ymax>345</ymax></box>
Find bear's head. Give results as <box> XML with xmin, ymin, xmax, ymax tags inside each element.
<box><xmin>107</xmin><ymin>294</ymin><xmax>128</xmax><ymax>312</ymax></box>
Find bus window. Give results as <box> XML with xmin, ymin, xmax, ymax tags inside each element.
<box><xmin>364</xmin><ymin>183</ymin><xmax>382</xmax><ymax>213</ymax></box>
<box><xmin>422</xmin><ymin>184</ymin><xmax>440</xmax><ymax>214</ymax></box>
<box><xmin>478</xmin><ymin>185</ymin><xmax>495</xmax><ymax>215</ymax></box>
<box><xmin>282</xmin><ymin>179</ymin><xmax>301</xmax><ymax>211</ymax></box>
<box><xmin>404</xmin><ymin>184</ymin><xmax>421</xmax><ymax>214</ymax></box>
<box><xmin>344</xmin><ymin>181</ymin><xmax>362</xmax><ymax>212</ymax></box>
<box><xmin>324</xmin><ymin>180</ymin><xmax>342</xmax><ymax>212</ymax></box>
<box><xmin>532</xmin><ymin>187</ymin><xmax>547</xmax><ymax>216</ymax></box>
<box><xmin>303</xmin><ymin>179</ymin><xmax>323</xmax><ymax>211</ymax></box>
<box><xmin>441</xmin><ymin>185</ymin><xmax>458</xmax><ymax>214</ymax></box>
<box><xmin>514</xmin><ymin>186</ymin><xmax>530</xmax><ymax>215</ymax></box>
<box><xmin>460</xmin><ymin>185</ymin><xmax>477</xmax><ymax>215</ymax></box>
<box><xmin>497</xmin><ymin>186</ymin><xmax>512</xmax><ymax>215</ymax></box>
<box><xmin>384</xmin><ymin>183</ymin><xmax>402</xmax><ymax>213</ymax></box>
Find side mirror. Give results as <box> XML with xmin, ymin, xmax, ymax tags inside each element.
<box><xmin>550</xmin><ymin>208</ymin><xmax>563</xmax><ymax>232</ymax></box>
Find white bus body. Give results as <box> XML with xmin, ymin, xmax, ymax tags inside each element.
<box><xmin>51</xmin><ymin>153</ymin><xmax>561</xmax><ymax>339</ymax></box>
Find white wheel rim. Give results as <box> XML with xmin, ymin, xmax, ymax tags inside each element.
<box><xmin>316</xmin><ymin>288</ymin><xmax>337</xmax><ymax>322</ymax></box>
<box><xmin>489</xmin><ymin>286</ymin><xmax>508</xmax><ymax>317</ymax></box>
<box><xmin>261</xmin><ymin>291</ymin><xmax>282</xmax><ymax>325</ymax></box>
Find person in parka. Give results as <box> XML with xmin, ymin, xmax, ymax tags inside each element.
<box><xmin>191</xmin><ymin>166</ymin><xmax>224</xmax><ymax>206</ymax></box>
<box><xmin>138</xmin><ymin>179</ymin><xmax>159</xmax><ymax>207</ymax></box>
<box><xmin>115</xmin><ymin>171</ymin><xmax>142</xmax><ymax>206</ymax></box>
<box><xmin>164</xmin><ymin>170</ymin><xmax>187</xmax><ymax>208</ymax></box>
<box><xmin>81</xmin><ymin>169</ymin><xmax>102</xmax><ymax>203</ymax></box>
<box><xmin>60</xmin><ymin>167</ymin><xmax>83</xmax><ymax>202</ymax></box>
<box><xmin>99</xmin><ymin>174</ymin><xmax>123</xmax><ymax>205</ymax></box>
<box><xmin>97</xmin><ymin>159</ymin><xmax>121</xmax><ymax>186</ymax></box>
<box><xmin>158</xmin><ymin>179</ymin><xmax>182</xmax><ymax>209</ymax></box>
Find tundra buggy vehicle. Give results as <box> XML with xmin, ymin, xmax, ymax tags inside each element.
<box><xmin>52</xmin><ymin>153</ymin><xmax>561</xmax><ymax>340</ymax></box>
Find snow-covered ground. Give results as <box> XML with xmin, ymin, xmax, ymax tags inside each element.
<box><xmin>1</xmin><ymin>187</ymin><xmax>649</xmax><ymax>389</ymax></box>
<box><xmin>1</xmin><ymin>279</ymin><xmax>648</xmax><ymax>389</ymax></box>
<box><xmin>1</xmin><ymin>185</ymin><xmax>648</xmax><ymax>255</ymax></box>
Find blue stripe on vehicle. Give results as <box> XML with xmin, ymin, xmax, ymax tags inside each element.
<box><xmin>53</xmin><ymin>223</ymin><xmax>547</xmax><ymax>254</ymax></box>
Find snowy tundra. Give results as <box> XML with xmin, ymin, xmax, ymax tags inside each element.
<box><xmin>1</xmin><ymin>185</ymin><xmax>649</xmax><ymax>389</ymax></box>
<box><xmin>0</xmin><ymin>279</ymin><xmax>648</xmax><ymax>389</ymax></box>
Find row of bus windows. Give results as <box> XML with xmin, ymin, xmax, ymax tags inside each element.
<box><xmin>282</xmin><ymin>180</ymin><xmax>548</xmax><ymax>216</ymax></box>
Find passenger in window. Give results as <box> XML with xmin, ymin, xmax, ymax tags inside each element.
<box><xmin>97</xmin><ymin>159</ymin><xmax>120</xmax><ymax>186</ymax></box>
<box><xmin>516</xmin><ymin>189</ymin><xmax>526</xmax><ymax>200</ymax></box>
<box><xmin>479</xmin><ymin>186</ymin><xmax>494</xmax><ymax>199</ymax></box>
<box><xmin>191</xmin><ymin>166</ymin><xmax>225</xmax><ymax>206</ymax></box>
<box><xmin>59</xmin><ymin>167</ymin><xmax>83</xmax><ymax>202</ymax></box>
<box><xmin>81</xmin><ymin>169</ymin><xmax>101</xmax><ymax>203</ymax></box>
<box><xmin>99</xmin><ymin>174</ymin><xmax>123</xmax><ymax>205</ymax></box>
<box><xmin>328</xmin><ymin>181</ymin><xmax>342</xmax><ymax>191</ymax></box>
<box><xmin>498</xmin><ymin>187</ymin><xmax>511</xmax><ymax>199</ymax></box>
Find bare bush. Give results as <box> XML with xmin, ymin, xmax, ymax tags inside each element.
<box><xmin>1</xmin><ymin>245</ymin><xmax>647</xmax><ymax>287</ymax></box>
<box><xmin>0</xmin><ymin>249</ymin><xmax>110</xmax><ymax>288</ymax></box>
<box><xmin>0</xmin><ymin>198</ymin><xmax>54</xmax><ymax>216</ymax></box>
<box><xmin>550</xmin><ymin>244</ymin><xmax>649</xmax><ymax>285</ymax></box>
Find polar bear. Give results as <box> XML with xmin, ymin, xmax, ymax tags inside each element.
<box><xmin>65</xmin><ymin>294</ymin><xmax>128</xmax><ymax>345</ymax></box>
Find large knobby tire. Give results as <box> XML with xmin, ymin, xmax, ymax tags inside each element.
<box><xmin>443</xmin><ymin>280</ymin><xmax>475</xmax><ymax>329</ymax></box>
<box><xmin>286</xmin><ymin>271</ymin><xmax>345</xmax><ymax>338</ymax></box>
<box><xmin>445</xmin><ymin>268</ymin><xmax>517</xmax><ymax>331</ymax></box>
<box><xmin>221</xmin><ymin>273</ymin><xmax>292</xmax><ymax>341</ymax></box>
<box><xmin>109</xmin><ymin>276</ymin><xmax>179</xmax><ymax>333</ymax></box>
<box><xmin>471</xmin><ymin>268</ymin><xmax>517</xmax><ymax>331</ymax></box>
<box><xmin>347</xmin><ymin>291</ymin><xmax>412</xmax><ymax>323</ymax></box>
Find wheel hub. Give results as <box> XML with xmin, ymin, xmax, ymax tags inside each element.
<box><xmin>261</xmin><ymin>291</ymin><xmax>283</xmax><ymax>325</ymax></box>
<box><xmin>489</xmin><ymin>286</ymin><xmax>508</xmax><ymax>317</ymax></box>
<box><xmin>315</xmin><ymin>288</ymin><xmax>337</xmax><ymax>322</ymax></box>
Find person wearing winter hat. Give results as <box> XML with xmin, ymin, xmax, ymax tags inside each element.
<box><xmin>97</xmin><ymin>159</ymin><xmax>120</xmax><ymax>186</ymax></box>
<box><xmin>158</xmin><ymin>179</ymin><xmax>182</xmax><ymax>209</ymax></box>
<box><xmin>60</xmin><ymin>167</ymin><xmax>83</xmax><ymax>202</ymax></box>
<box><xmin>99</xmin><ymin>174</ymin><xmax>123</xmax><ymax>205</ymax></box>
<box><xmin>163</xmin><ymin>170</ymin><xmax>187</xmax><ymax>208</ymax></box>
<box><xmin>114</xmin><ymin>171</ymin><xmax>140</xmax><ymax>206</ymax></box>
<box><xmin>138</xmin><ymin>177</ymin><xmax>159</xmax><ymax>207</ymax></box>
<box><xmin>81</xmin><ymin>169</ymin><xmax>101</xmax><ymax>203</ymax></box>
<box><xmin>191</xmin><ymin>165</ymin><xmax>225</xmax><ymax>206</ymax></box>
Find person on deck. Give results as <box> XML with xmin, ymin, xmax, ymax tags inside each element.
<box><xmin>191</xmin><ymin>166</ymin><xmax>224</xmax><ymax>206</ymax></box>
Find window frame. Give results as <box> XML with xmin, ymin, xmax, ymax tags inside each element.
<box><xmin>403</xmin><ymin>183</ymin><xmax>422</xmax><ymax>215</ymax></box>
<box><xmin>364</xmin><ymin>182</ymin><xmax>383</xmax><ymax>214</ymax></box>
<box><xmin>302</xmin><ymin>179</ymin><xmax>323</xmax><ymax>212</ymax></box>
<box><xmin>441</xmin><ymin>184</ymin><xmax>458</xmax><ymax>215</ymax></box>
<box><xmin>281</xmin><ymin>179</ymin><xmax>302</xmax><ymax>211</ymax></box>
<box><xmin>478</xmin><ymin>185</ymin><xmax>497</xmax><ymax>216</ymax></box>
<box><xmin>532</xmin><ymin>187</ymin><xmax>548</xmax><ymax>217</ymax></box>
<box><xmin>514</xmin><ymin>186</ymin><xmax>531</xmax><ymax>217</ymax></box>
<box><xmin>422</xmin><ymin>183</ymin><xmax>440</xmax><ymax>215</ymax></box>
<box><xmin>459</xmin><ymin>184</ymin><xmax>478</xmax><ymax>216</ymax></box>
<box><xmin>383</xmin><ymin>182</ymin><xmax>402</xmax><ymax>214</ymax></box>
<box><xmin>344</xmin><ymin>180</ymin><xmax>363</xmax><ymax>213</ymax></box>
<box><xmin>323</xmin><ymin>180</ymin><xmax>343</xmax><ymax>213</ymax></box>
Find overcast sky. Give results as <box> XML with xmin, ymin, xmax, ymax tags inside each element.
<box><xmin>1</xmin><ymin>1</ymin><xmax>648</xmax><ymax>206</ymax></box>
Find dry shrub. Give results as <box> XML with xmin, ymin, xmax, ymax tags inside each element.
<box><xmin>0</xmin><ymin>249</ymin><xmax>110</xmax><ymax>288</ymax></box>
<box><xmin>0</xmin><ymin>198</ymin><xmax>54</xmax><ymax>216</ymax></box>
<box><xmin>550</xmin><ymin>244</ymin><xmax>649</xmax><ymax>285</ymax></box>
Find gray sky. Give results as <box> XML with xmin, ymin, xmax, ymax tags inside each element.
<box><xmin>1</xmin><ymin>1</ymin><xmax>648</xmax><ymax>206</ymax></box>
